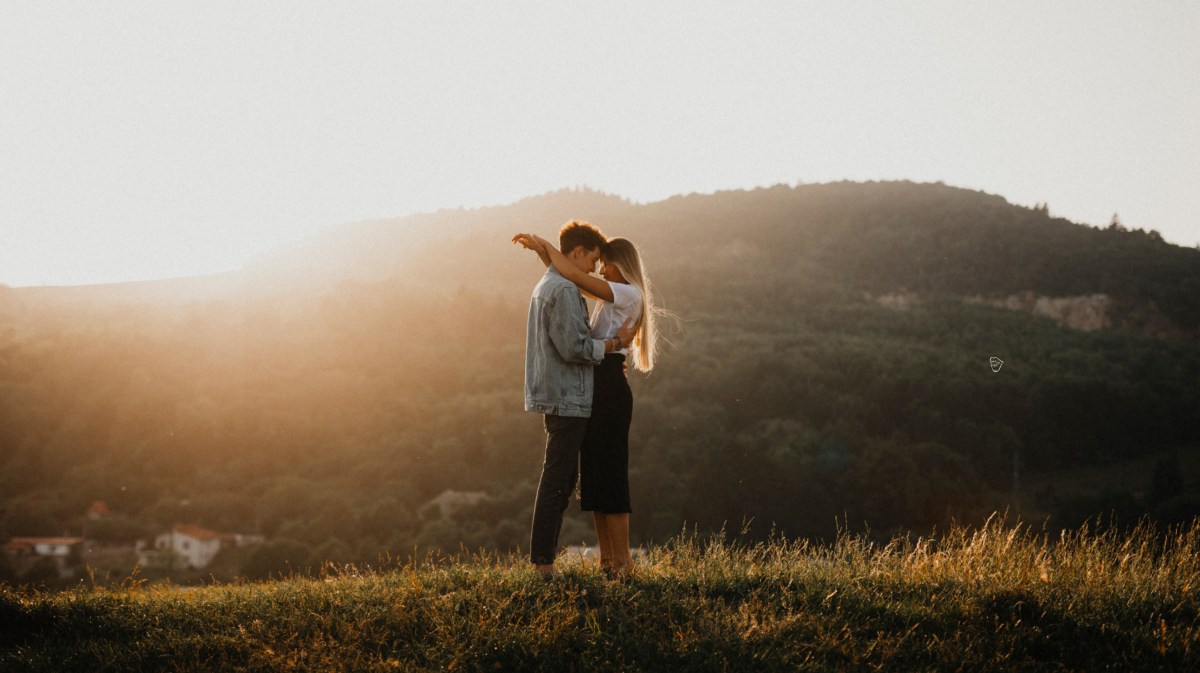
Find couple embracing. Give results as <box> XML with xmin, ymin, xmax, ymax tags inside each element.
<box><xmin>513</xmin><ymin>221</ymin><xmax>663</xmax><ymax>579</ymax></box>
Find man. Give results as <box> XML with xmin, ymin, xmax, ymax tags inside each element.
<box><xmin>522</xmin><ymin>220</ymin><xmax>636</xmax><ymax>576</ymax></box>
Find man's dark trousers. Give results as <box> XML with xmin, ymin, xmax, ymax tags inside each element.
<box><xmin>530</xmin><ymin>414</ymin><xmax>589</xmax><ymax>564</ymax></box>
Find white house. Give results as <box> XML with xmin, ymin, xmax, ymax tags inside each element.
<box><xmin>3</xmin><ymin>537</ymin><xmax>86</xmax><ymax>578</ymax></box>
<box><xmin>137</xmin><ymin>524</ymin><xmax>223</xmax><ymax>569</ymax></box>
<box><xmin>4</xmin><ymin>536</ymin><xmax>85</xmax><ymax>559</ymax></box>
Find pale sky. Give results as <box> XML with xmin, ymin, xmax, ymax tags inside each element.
<box><xmin>2</xmin><ymin>1</ymin><xmax>1198</xmax><ymax>287</ymax></box>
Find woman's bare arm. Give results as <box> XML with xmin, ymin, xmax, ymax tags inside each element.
<box><xmin>511</xmin><ymin>233</ymin><xmax>551</xmax><ymax>267</ymax></box>
<box><xmin>531</xmin><ymin>234</ymin><xmax>614</xmax><ymax>303</ymax></box>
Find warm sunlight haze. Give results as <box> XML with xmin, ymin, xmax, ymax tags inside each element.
<box><xmin>5</xmin><ymin>7</ymin><xmax>1200</xmax><ymax>666</ymax></box>
<box><xmin>2</xmin><ymin>2</ymin><xmax>1198</xmax><ymax>287</ymax></box>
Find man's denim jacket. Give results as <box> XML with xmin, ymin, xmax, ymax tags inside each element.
<box><xmin>525</xmin><ymin>266</ymin><xmax>605</xmax><ymax>417</ymax></box>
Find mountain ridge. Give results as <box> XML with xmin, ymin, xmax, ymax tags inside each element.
<box><xmin>7</xmin><ymin>181</ymin><xmax>1199</xmax><ymax>340</ymax></box>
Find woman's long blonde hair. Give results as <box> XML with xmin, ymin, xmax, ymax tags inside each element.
<box><xmin>602</xmin><ymin>238</ymin><xmax>666</xmax><ymax>373</ymax></box>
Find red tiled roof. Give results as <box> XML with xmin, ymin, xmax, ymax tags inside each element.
<box><xmin>7</xmin><ymin>537</ymin><xmax>85</xmax><ymax>546</ymax></box>
<box><xmin>172</xmin><ymin>524</ymin><xmax>221</xmax><ymax>541</ymax></box>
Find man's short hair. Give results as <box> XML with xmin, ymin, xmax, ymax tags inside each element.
<box><xmin>559</xmin><ymin>220</ymin><xmax>606</xmax><ymax>256</ymax></box>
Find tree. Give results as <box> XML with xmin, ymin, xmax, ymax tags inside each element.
<box><xmin>1</xmin><ymin>501</ymin><xmax>61</xmax><ymax>537</ymax></box>
<box><xmin>20</xmin><ymin>557</ymin><xmax>61</xmax><ymax>587</ymax></box>
<box><xmin>310</xmin><ymin>538</ymin><xmax>354</xmax><ymax>568</ymax></box>
<box><xmin>241</xmin><ymin>539</ymin><xmax>310</xmax><ymax>580</ymax></box>
<box><xmin>1148</xmin><ymin>453</ymin><xmax>1183</xmax><ymax>506</ymax></box>
<box><xmin>0</xmin><ymin>551</ymin><xmax>17</xmax><ymax>585</ymax></box>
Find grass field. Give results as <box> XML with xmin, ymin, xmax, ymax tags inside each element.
<box><xmin>2</xmin><ymin>516</ymin><xmax>1197</xmax><ymax>672</ymax></box>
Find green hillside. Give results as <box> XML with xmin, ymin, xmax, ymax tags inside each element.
<box><xmin>1</xmin><ymin>181</ymin><xmax>1198</xmax><ymax>586</ymax></box>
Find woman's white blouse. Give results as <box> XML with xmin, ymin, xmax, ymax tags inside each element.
<box><xmin>590</xmin><ymin>281</ymin><xmax>641</xmax><ymax>354</ymax></box>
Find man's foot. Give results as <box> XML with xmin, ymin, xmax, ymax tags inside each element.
<box><xmin>534</xmin><ymin>563</ymin><xmax>557</xmax><ymax>578</ymax></box>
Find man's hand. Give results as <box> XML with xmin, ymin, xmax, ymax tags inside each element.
<box><xmin>616</xmin><ymin>317</ymin><xmax>638</xmax><ymax>348</ymax></box>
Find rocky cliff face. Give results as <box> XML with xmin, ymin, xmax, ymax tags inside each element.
<box><xmin>963</xmin><ymin>292</ymin><xmax>1190</xmax><ymax>339</ymax></box>
<box><xmin>839</xmin><ymin>290</ymin><xmax>1188</xmax><ymax>339</ymax></box>
<box><xmin>876</xmin><ymin>291</ymin><xmax>1111</xmax><ymax>331</ymax></box>
<box><xmin>970</xmin><ymin>292</ymin><xmax>1112</xmax><ymax>332</ymax></box>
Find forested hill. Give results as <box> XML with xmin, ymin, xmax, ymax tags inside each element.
<box><xmin>267</xmin><ymin>180</ymin><xmax>1198</xmax><ymax>337</ymax></box>
<box><xmin>295</xmin><ymin>180</ymin><xmax>1183</xmax><ymax>337</ymax></box>
<box><xmin>2</xmin><ymin>181</ymin><xmax>1199</xmax><ymax>584</ymax></box>
<box><xmin>624</xmin><ymin>181</ymin><xmax>1200</xmax><ymax>335</ymax></box>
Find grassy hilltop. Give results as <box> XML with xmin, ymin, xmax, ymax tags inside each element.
<box><xmin>3</xmin><ymin>517</ymin><xmax>1198</xmax><ymax>672</ymax></box>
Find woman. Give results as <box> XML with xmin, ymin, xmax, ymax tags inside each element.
<box><xmin>513</xmin><ymin>230</ymin><xmax>663</xmax><ymax>578</ymax></box>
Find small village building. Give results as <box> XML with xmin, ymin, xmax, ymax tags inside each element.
<box><xmin>221</xmin><ymin>533</ymin><xmax>266</xmax><ymax>548</ymax></box>
<box><xmin>86</xmin><ymin>500</ymin><xmax>112</xmax><ymax>520</ymax></box>
<box><xmin>137</xmin><ymin>524</ymin><xmax>223</xmax><ymax>569</ymax></box>
<box><xmin>3</xmin><ymin>537</ymin><xmax>86</xmax><ymax>577</ymax></box>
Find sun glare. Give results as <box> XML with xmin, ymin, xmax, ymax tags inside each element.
<box><xmin>2</xmin><ymin>4</ymin><xmax>1198</xmax><ymax>287</ymax></box>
